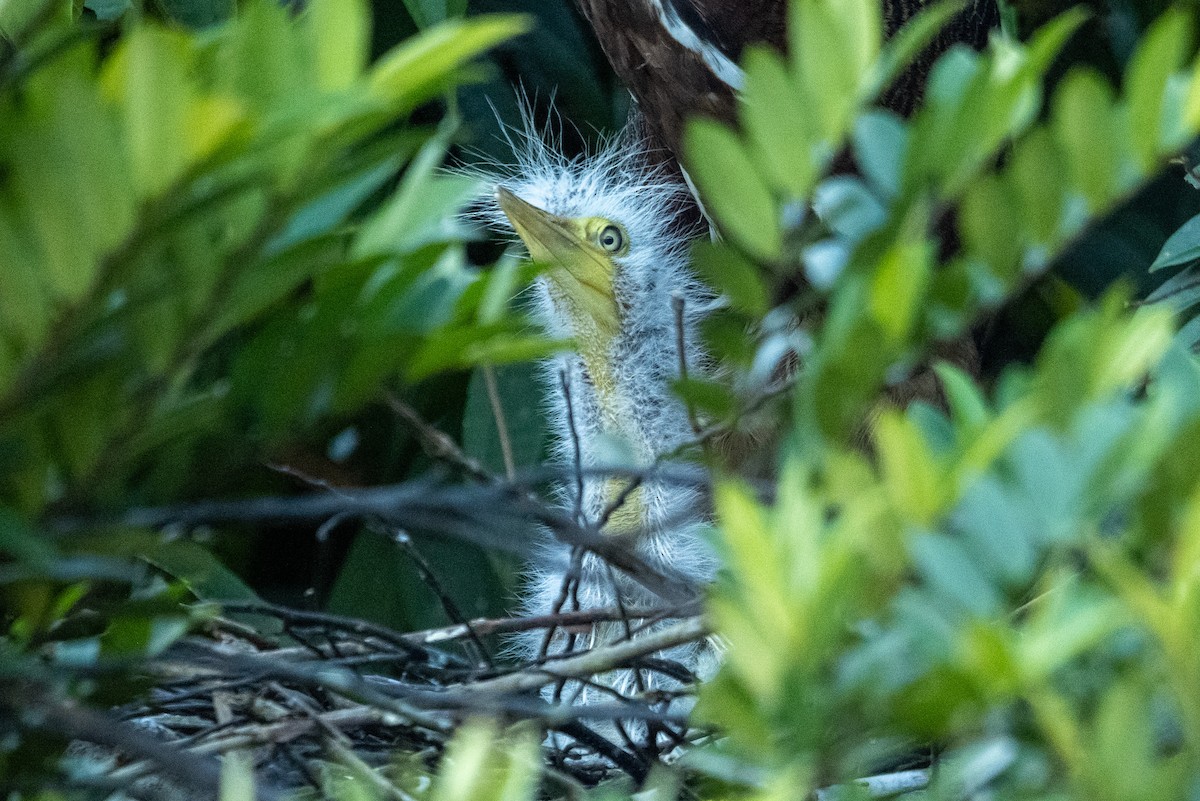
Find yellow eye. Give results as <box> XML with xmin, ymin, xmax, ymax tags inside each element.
<box><xmin>597</xmin><ymin>224</ymin><xmax>625</xmax><ymax>253</ymax></box>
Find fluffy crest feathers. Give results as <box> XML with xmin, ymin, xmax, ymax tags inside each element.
<box><xmin>462</xmin><ymin>108</ymin><xmax>699</xmax><ymax>253</ymax></box>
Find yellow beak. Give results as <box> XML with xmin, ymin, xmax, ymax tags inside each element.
<box><xmin>496</xmin><ymin>187</ymin><xmax>642</xmax><ymax>532</ymax></box>
<box><xmin>496</xmin><ymin>186</ymin><xmax>620</xmax><ymax>344</ymax></box>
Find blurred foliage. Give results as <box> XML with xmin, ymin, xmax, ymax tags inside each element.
<box><xmin>678</xmin><ymin>0</ymin><xmax>1200</xmax><ymax>797</ymax></box>
<box><xmin>5</xmin><ymin>0</ymin><xmax>1200</xmax><ymax>796</ymax></box>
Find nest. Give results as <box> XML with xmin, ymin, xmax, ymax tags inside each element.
<box><xmin>41</xmin><ymin>394</ymin><xmax>750</xmax><ymax>799</ymax></box>
<box><xmin>60</xmin><ymin>599</ymin><xmax>711</xmax><ymax>800</ymax></box>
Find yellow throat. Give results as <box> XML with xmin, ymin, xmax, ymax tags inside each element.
<box><xmin>497</xmin><ymin>187</ymin><xmax>646</xmax><ymax>533</ymax></box>
<box><xmin>496</xmin><ymin>186</ymin><xmax>624</xmax><ymax>411</ymax></box>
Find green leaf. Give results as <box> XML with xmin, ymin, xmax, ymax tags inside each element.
<box><xmin>101</xmin><ymin>613</ymin><xmax>191</xmax><ymax>657</ymax></box>
<box><xmin>429</xmin><ymin>720</ymin><xmax>540</xmax><ymax>801</ymax></box>
<box><xmin>867</xmin><ymin>0</ymin><xmax>965</xmax><ymax>100</ymax></box>
<box><xmin>84</xmin><ymin>0</ymin><xmax>130</xmax><ymax>21</ymax></box>
<box><xmin>1021</xmin><ymin>581</ymin><xmax>1125</xmax><ymax>681</ymax></box>
<box><xmin>0</xmin><ymin>0</ymin><xmax>56</xmax><ymax>37</ymax></box>
<box><xmin>6</xmin><ymin>53</ymin><xmax>136</xmax><ymax>303</ymax></box>
<box><xmin>1145</xmin><ymin>267</ymin><xmax>1200</xmax><ymax>313</ymax></box>
<box><xmin>960</xmin><ymin>174</ymin><xmax>1023</xmax><ymax>284</ymax></box>
<box><xmin>1022</xmin><ymin>7</ymin><xmax>1090</xmax><ymax>75</ymax></box>
<box><xmin>905</xmin><ymin>46</ymin><xmax>981</xmax><ymax>190</ymax></box>
<box><xmin>270</xmin><ymin>145</ymin><xmax>410</xmax><ymax>254</ymax></box>
<box><xmin>853</xmin><ymin>110</ymin><xmax>908</xmax><ymax>199</ymax></box>
<box><xmin>409</xmin><ymin>327</ymin><xmax>558</xmax><ymax>380</ymax></box>
<box><xmin>673</xmin><ymin>377</ymin><xmax>736</xmax><ymax>421</ymax></box>
<box><xmin>790</xmin><ymin>0</ymin><xmax>879</xmax><ymax>141</ymax></box>
<box><xmin>910</xmin><ymin>532</ymin><xmax>1003</xmax><ymax>617</ymax></box>
<box><xmin>156</xmin><ymin>0</ymin><xmax>234</xmax><ymax>27</ymax></box>
<box><xmin>1126</xmin><ymin>8</ymin><xmax>1193</xmax><ymax>170</ymax></box>
<box><xmin>216</xmin><ymin>0</ymin><xmax>307</xmax><ymax>107</ymax></box>
<box><xmin>355</xmin><ymin>131</ymin><xmax>481</xmax><ymax>256</ymax></box>
<box><xmin>305</xmin><ymin>0</ymin><xmax>370</xmax><ymax>91</ymax></box>
<box><xmin>476</xmin><ymin>252</ymin><xmax>522</xmax><ymax>325</ymax></box>
<box><xmin>0</xmin><ymin>508</ymin><xmax>55</xmax><ymax>568</ymax></box>
<box><xmin>1051</xmin><ymin>69</ymin><xmax>1125</xmax><ymax>211</ymax></box>
<box><xmin>1151</xmin><ymin>213</ymin><xmax>1200</xmax><ymax>272</ymax></box>
<box><xmin>875</xmin><ymin>409</ymin><xmax>944</xmax><ymax>523</ymax></box>
<box><xmin>369</xmin><ymin>15</ymin><xmax>531</xmax><ymax>108</ymax></box>
<box><xmin>934</xmin><ymin>362</ymin><xmax>990</xmax><ymax>434</ymax></box>
<box><xmin>1005</xmin><ymin>126</ymin><xmax>1065</xmax><ymax>247</ymax></box>
<box><xmin>401</xmin><ymin>0</ymin><xmax>467</xmax><ymax>28</ymax></box>
<box><xmin>107</xmin><ymin>24</ymin><xmax>193</xmax><ymax>195</ymax></box>
<box><xmin>741</xmin><ymin>45</ymin><xmax>817</xmax><ymax>197</ymax></box>
<box><xmin>691</xmin><ymin>240</ymin><xmax>770</xmax><ymax>316</ymax></box>
<box><xmin>812</xmin><ymin>176</ymin><xmax>887</xmax><ymax>240</ymax></box>
<box><xmin>684</xmin><ymin>117</ymin><xmax>782</xmax><ymax>261</ymax></box>
<box><xmin>142</xmin><ymin>540</ymin><xmax>261</xmax><ymax>603</ymax></box>
<box><xmin>952</xmin><ymin>478</ymin><xmax>1037</xmax><ymax>587</ymax></box>
<box><xmin>0</xmin><ymin>192</ymin><xmax>51</xmax><ymax>357</ymax></box>
<box><xmin>870</xmin><ymin>237</ymin><xmax>931</xmax><ymax>342</ymax></box>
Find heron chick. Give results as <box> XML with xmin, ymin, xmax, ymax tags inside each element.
<box><xmin>477</xmin><ymin>123</ymin><xmax>719</xmax><ymax>757</ymax></box>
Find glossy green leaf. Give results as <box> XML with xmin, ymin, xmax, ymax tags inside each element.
<box><xmin>355</xmin><ymin>132</ymin><xmax>480</xmax><ymax>256</ymax></box>
<box><xmin>1151</xmin><ymin>213</ymin><xmax>1200</xmax><ymax>272</ymax></box>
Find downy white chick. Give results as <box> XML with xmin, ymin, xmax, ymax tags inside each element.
<box><xmin>475</xmin><ymin>121</ymin><xmax>720</xmax><ymax>762</ymax></box>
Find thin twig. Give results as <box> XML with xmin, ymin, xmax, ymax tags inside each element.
<box><xmin>466</xmin><ymin>617</ymin><xmax>709</xmax><ymax>696</ymax></box>
<box><xmin>560</xmin><ymin>369</ymin><xmax>586</xmax><ymax>526</ymax></box>
<box><xmin>387</xmin><ymin>526</ymin><xmax>494</xmax><ymax>671</ymax></box>
<box><xmin>386</xmin><ymin>392</ymin><xmax>492</xmax><ymax>484</ymax></box>
<box><xmin>671</xmin><ymin>292</ymin><xmax>704</xmax><ymax>437</ymax></box>
<box><xmin>405</xmin><ymin>603</ymin><xmax>698</xmax><ymax>645</ymax></box>
<box><xmin>482</xmin><ymin>366</ymin><xmax>517</xmax><ymax>479</ymax></box>
<box><xmin>53</xmin><ymin>473</ymin><xmax>705</xmax><ymax>605</ymax></box>
<box><xmin>7</xmin><ymin>684</ymin><xmax>281</xmax><ymax>801</ymax></box>
<box><xmin>211</xmin><ymin>600</ymin><xmax>435</xmax><ymax>662</ymax></box>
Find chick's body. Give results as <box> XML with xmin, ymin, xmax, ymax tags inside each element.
<box><xmin>485</xmin><ymin>127</ymin><xmax>719</xmax><ymax>733</ymax></box>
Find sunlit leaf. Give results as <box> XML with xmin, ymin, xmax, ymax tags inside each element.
<box><xmin>684</xmin><ymin>117</ymin><xmax>782</xmax><ymax>261</ymax></box>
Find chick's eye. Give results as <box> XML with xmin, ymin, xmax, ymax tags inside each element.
<box><xmin>598</xmin><ymin>224</ymin><xmax>625</xmax><ymax>253</ymax></box>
